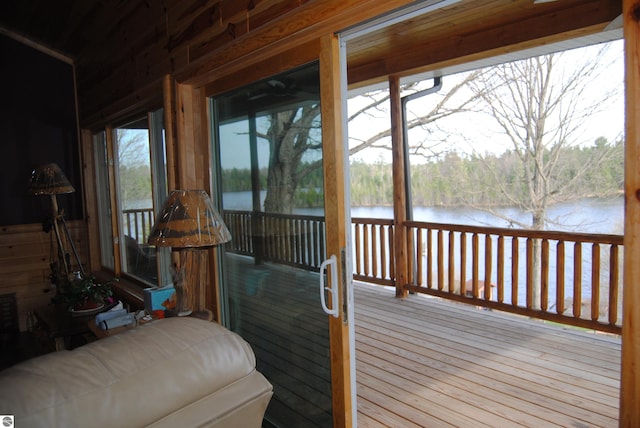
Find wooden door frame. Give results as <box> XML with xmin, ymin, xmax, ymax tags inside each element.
<box><xmin>621</xmin><ymin>1</ymin><xmax>640</xmax><ymax>425</ymax></box>
<box><xmin>320</xmin><ymin>33</ymin><xmax>354</xmax><ymax>428</ymax></box>
<box><xmin>184</xmin><ymin>33</ymin><xmax>354</xmax><ymax>428</ymax></box>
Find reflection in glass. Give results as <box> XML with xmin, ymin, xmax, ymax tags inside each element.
<box><xmin>213</xmin><ymin>62</ymin><xmax>332</xmax><ymax>427</ymax></box>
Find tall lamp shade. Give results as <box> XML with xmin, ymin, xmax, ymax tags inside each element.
<box><xmin>148</xmin><ymin>190</ymin><xmax>230</xmax><ymax>315</ymax></box>
<box><xmin>27</xmin><ymin>163</ymin><xmax>75</xmax><ymax>218</ymax></box>
<box><xmin>27</xmin><ymin>163</ymin><xmax>84</xmax><ymax>279</ymax></box>
<box><xmin>27</xmin><ymin>163</ymin><xmax>75</xmax><ymax>196</ymax></box>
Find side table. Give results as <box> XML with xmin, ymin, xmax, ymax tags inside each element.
<box><xmin>33</xmin><ymin>304</ymin><xmax>94</xmax><ymax>351</ymax></box>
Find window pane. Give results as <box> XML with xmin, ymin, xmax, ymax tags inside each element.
<box><xmin>115</xmin><ymin>118</ymin><xmax>158</xmax><ymax>284</ymax></box>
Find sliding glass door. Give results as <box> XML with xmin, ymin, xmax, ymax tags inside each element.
<box><xmin>211</xmin><ymin>39</ymin><xmax>354</xmax><ymax>427</ymax></box>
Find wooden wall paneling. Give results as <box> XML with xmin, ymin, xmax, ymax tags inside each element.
<box><xmin>105</xmin><ymin>126</ymin><xmax>122</xmax><ymax>275</ymax></box>
<box><xmin>80</xmin><ymin>129</ymin><xmax>101</xmax><ymax>274</ymax></box>
<box><xmin>175</xmin><ymin>83</ymin><xmax>197</xmax><ymax>189</ymax></box>
<box><xmin>203</xmin><ymin>38</ymin><xmax>320</xmax><ymax>97</ymax></box>
<box><xmin>82</xmin><ymin>79</ymin><xmax>164</xmax><ymax>132</ymax></box>
<box><xmin>177</xmin><ymin>0</ymin><xmax>415</xmax><ymax>85</ymax></box>
<box><xmin>165</xmin><ymin>0</ymin><xmax>224</xmax><ymax>50</ymax></box>
<box><xmin>163</xmin><ymin>75</ymin><xmax>179</xmax><ymax>192</ymax></box>
<box><xmin>621</xmin><ymin>0</ymin><xmax>640</xmax><ymax>425</ymax></box>
<box><xmin>0</xmin><ymin>222</ymin><xmax>86</xmax><ymax>330</ymax></box>
<box><xmin>186</xmin><ymin>0</ymin><xmax>301</xmax><ymax>62</ymax></box>
<box><xmin>78</xmin><ymin>0</ymin><xmax>415</xmax><ymax>126</ymax></box>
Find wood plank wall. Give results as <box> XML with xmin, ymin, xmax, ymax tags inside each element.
<box><xmin>0</xmin><ymin>221</ymin><xmax>88</xmax><ymax>331</ymax></box>
<box><xmin>76</xmin><ymin>0</ymin><xmax>415</xmax><ymax>128</ymax></box>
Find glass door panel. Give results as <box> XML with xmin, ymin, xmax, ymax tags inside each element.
<box><xmin>212</xmin><ymin>62</ymin><xmax>333</xmax><ymax>427</ymax></box>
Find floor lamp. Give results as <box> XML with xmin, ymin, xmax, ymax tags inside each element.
<box><xmin>147</xmin><ymin>190</ymin><xmax>231</xmax><ymax>316</ymax></box>
<box><xmin>27</xmin><ymin>163</ymin><xmax>85</xmax><ymax>284</ymax></box>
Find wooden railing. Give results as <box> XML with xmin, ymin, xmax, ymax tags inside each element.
<box><xmin>221</xmin><ymin>209</ymin><xmax>624</xmax><ymax>333</ymax></box>
<box><xmin>403</xmin><ymin>221</ymin><xmax>623</xmax><ymax>334</ymax></box>
<box><xmin>352</xmin><ymin>217</ymin><xmax>395</xmax><ymax>286</ymax></box>
<box><xmin>123</xmin><ymin>208</ymin><xmax>155</xmax><ymax>243</ymax></box>
<box><xmin>224</xmin><ymin>210</ymin><xmax>326</xmax><ymax>272</ymax></box>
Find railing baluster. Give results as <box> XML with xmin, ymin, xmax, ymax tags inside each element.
<box><xmin>448</xmin><ymin>231</ymin><xmax>455</xmax><ymax>293</ymax></box>
<box><xmin>484</xmin><ymin>234</ymin><xmax>492</xmax><ymax>301</ymax></box>
<box><xmin>609</xmin><ymin>244</ymin><xmax>619</xmax><ymax>325</ymax></box>
<box><xmin>437</xmin><ymin>230</ymin><xmax>444</xmax><ymax>291</ymax></box>
<box><xmin>573</xmin><ymin>243</ymin><xmax>582</xmax><ymax>319</ymax></box>
<box><xmin>526</xmin><ymin>238</ymin><xmax>534</xmax><ymax>309</ymax></box>
<box><xmin>591</xmin><ymin>243</ymin><xmax>600</xmax><ymax>321</ymax></box>
<box><xmin>416</xmin><ymin>228</ymin><xmax>423</xmax><ymax>286</ymax></box>
<box><xmin>372</xmin><ymin>225</ymin><xmax>379</xmax><ymax>279</ymax></box>
<box><xmin>541</xmin><ymin>239</ymin><xmax>549</xmax><ymax>312</ymax></box>
<box><xmin>425</xmin><ymin>228</ymin><xmax>432</xmax><ymax>289</ymax></box>
<box><xmin>355</xmin><ymin>224</ymin><xmax>362</xmax><ymax>276</ymax></box>
<box><xmin>380</xmin><ymin>225</ymin><xmax>387</xmax><ymax>281</ymax></box>
<box><xmin>407</xmin><ymin>226</ymin><xmax>415</xmax><ymax>285</ymax></box>
<box><xmin>389</xmin><ymin>225</ymin><xmax>395</xmax><ymax>281</ymax></box>
<box><xmin>364</xmin><ymin>224</ymin><xmax>370</xmax><ymax>278</ymax></box>
<box><xmin>556</xmin><ymin>241</ymin><xmax>565</xmax><ymax>315</ymax></box>
<box><xmin>512</xmin><ymin>237</ymin><xmax>519</xmax><ymax>306</ymax></box>
<box><xmin>497</xmin><ymin>235</ymin><xmax>504</xmax><ymax>303</ymax></box>
<box><xmin>460</xmin><ymin>232</ymin><xmax>467</xmax><ymax>297</ymax></box>
<box><xmin>472</xmin><ymin>233</ymin><xmax>479</xmax><ymax>297</ymax></box>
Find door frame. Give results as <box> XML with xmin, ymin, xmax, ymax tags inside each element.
<box><xmin>320</xmin><ymin>33</ymin><xmax>355</xmax><ymax>428</ymax></box>
<box><xmin>200</xmin><ymin>33</ymin><xmax>355</xmax><ymax>428</ymax></box>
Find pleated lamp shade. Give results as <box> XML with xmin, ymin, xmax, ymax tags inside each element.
<box><xmin>147</xmin><ymin>190</ymin><xmax>231</xmax><ymax>248</ymax></box>
<box><xmin>27</xmin><ymin>163</ymin><xmax>75</xmax><ymax>195</ymax></box>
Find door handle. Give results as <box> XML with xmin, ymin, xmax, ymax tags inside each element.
<box><xmin>319</xmin><ymin>255</ymin><xmax>339</xmax><ymax>318</ymax></box>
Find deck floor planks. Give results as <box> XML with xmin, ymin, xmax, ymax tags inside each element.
<box><xmin>356</xmin><ymin>287</ymin><xmax>619</xmax><ymax>389</ymax></box>
<box><xmin>355</xmin><ymin>283</ymin><xmax>621</xmax><ymax>427</ymax></box>
<box><xmin>357</xmin><ymin>297</ymin><xmax>620</xmax><ymax>400</ymax></box>
<box><xmin>360</xmin><ymin>290</ymin><xmax>619</xmax><ymax>374</ymax></box>
<box><xmin>357</xmin><ymin>334</ymin><xmax>613</xmax><ymax>427</ymax></box>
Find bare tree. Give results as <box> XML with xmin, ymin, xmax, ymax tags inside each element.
<box><xmin>259</xmin><ymin>105</ymin><xmax>322</xmax><ymax>214</ymax></box>
<box><xmin>467</xmin><ymin>47</ymin><xmax>620</xmax><ymax>230</ymax></box>
<box><xmin>349</xmin><ymin>71</ymin><xmax>487</xmax><ymax>160</ymax></box>
<box><xmin>465</xmin><ymin>46</ymin><xmax>621</xmax><ymax>308</ymax></box>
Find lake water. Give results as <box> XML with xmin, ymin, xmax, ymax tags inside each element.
<box><xmin>352</xmin><ymin>196</ymin><xmax>624</xmax><ymax>235</ymax></box>
<box><xmin>224</xmin><ymin>190</ymin><xmax>624</xmax><ymax>235</ymax></box>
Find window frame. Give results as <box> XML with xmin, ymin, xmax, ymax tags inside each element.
<box><xmin>92</xmin><ymin>108</ymin><xmax>169</xmax><ymax>287</ymax></box>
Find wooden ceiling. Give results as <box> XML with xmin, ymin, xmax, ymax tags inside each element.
<box><xmin>344</xmin><ymin>0</ymin><xmax>623</xmax><ymax>88</ymax></box>
<box><xmin>0</xmin><ymin>0</ymin><xmax>622</xmax><ymax>99</ymax></box>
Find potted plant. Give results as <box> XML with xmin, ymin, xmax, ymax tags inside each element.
<box><xmin>53</xmin><ymin>275</ymin><xmax>116</xmax><ymax>314</ymax></box>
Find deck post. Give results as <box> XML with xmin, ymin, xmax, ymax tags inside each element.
<box><xmin>621</xmin><ymin>1</ymin><xmax>640</xmax><ymax>425</ymax></box>
<box><xmin>389</xmin><ymin>75</ymin><xmax>409</xmax><ymax>298</ymax></box>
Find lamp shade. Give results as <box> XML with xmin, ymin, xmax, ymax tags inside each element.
<box><xmin>147</xmin><ymin>190</ymin><xmax>231</xmax><ymax>248</ymax></box>
<box><xmin>27</xmin><ymin>163</ymin><xmax>75</xmax><ymax>195</ymax></box>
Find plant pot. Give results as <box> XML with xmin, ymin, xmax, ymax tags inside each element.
<box><xmin>69</xmin><ymin>302</ymin><xmax>104</xmax><ymax>317</ymax></box>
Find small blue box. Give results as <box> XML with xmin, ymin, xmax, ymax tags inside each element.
<box><xmin>143</xmin><ymin>286</ymin><xmax>176</xmax><ymax>312</ymax></box>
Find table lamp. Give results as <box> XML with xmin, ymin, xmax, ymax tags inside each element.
<box><xmin>147</xmin><ymin>189</ymin><xmax>231</xmax><ymax>316</ymax></box>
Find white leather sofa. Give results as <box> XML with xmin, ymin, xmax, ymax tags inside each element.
<box><xmin>0</xmin><ymin>317</ymin><xmax>273</xmax><ymax>427</ymax></box>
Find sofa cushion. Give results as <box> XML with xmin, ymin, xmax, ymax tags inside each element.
<box><xmin>0</xmin><ymin>317</ymin><xmax>268</xmax><ymax>427</ymax></box>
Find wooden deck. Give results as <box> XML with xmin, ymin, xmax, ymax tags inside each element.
<box><xmin>355</xmin><ymin>283</ymin><xmax>621</xmax><ymax>428</ymax></box>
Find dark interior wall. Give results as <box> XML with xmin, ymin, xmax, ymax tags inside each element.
<box><xmin>0</xmin><ymin>34</ymin><xmax>82</xmax><ymax>226</ymax></box>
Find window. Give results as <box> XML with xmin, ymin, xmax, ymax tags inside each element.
<box><xmin>93</xmin><ymin>109</ymin><xmax>169</xmax><ymax>286</ymax></box>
